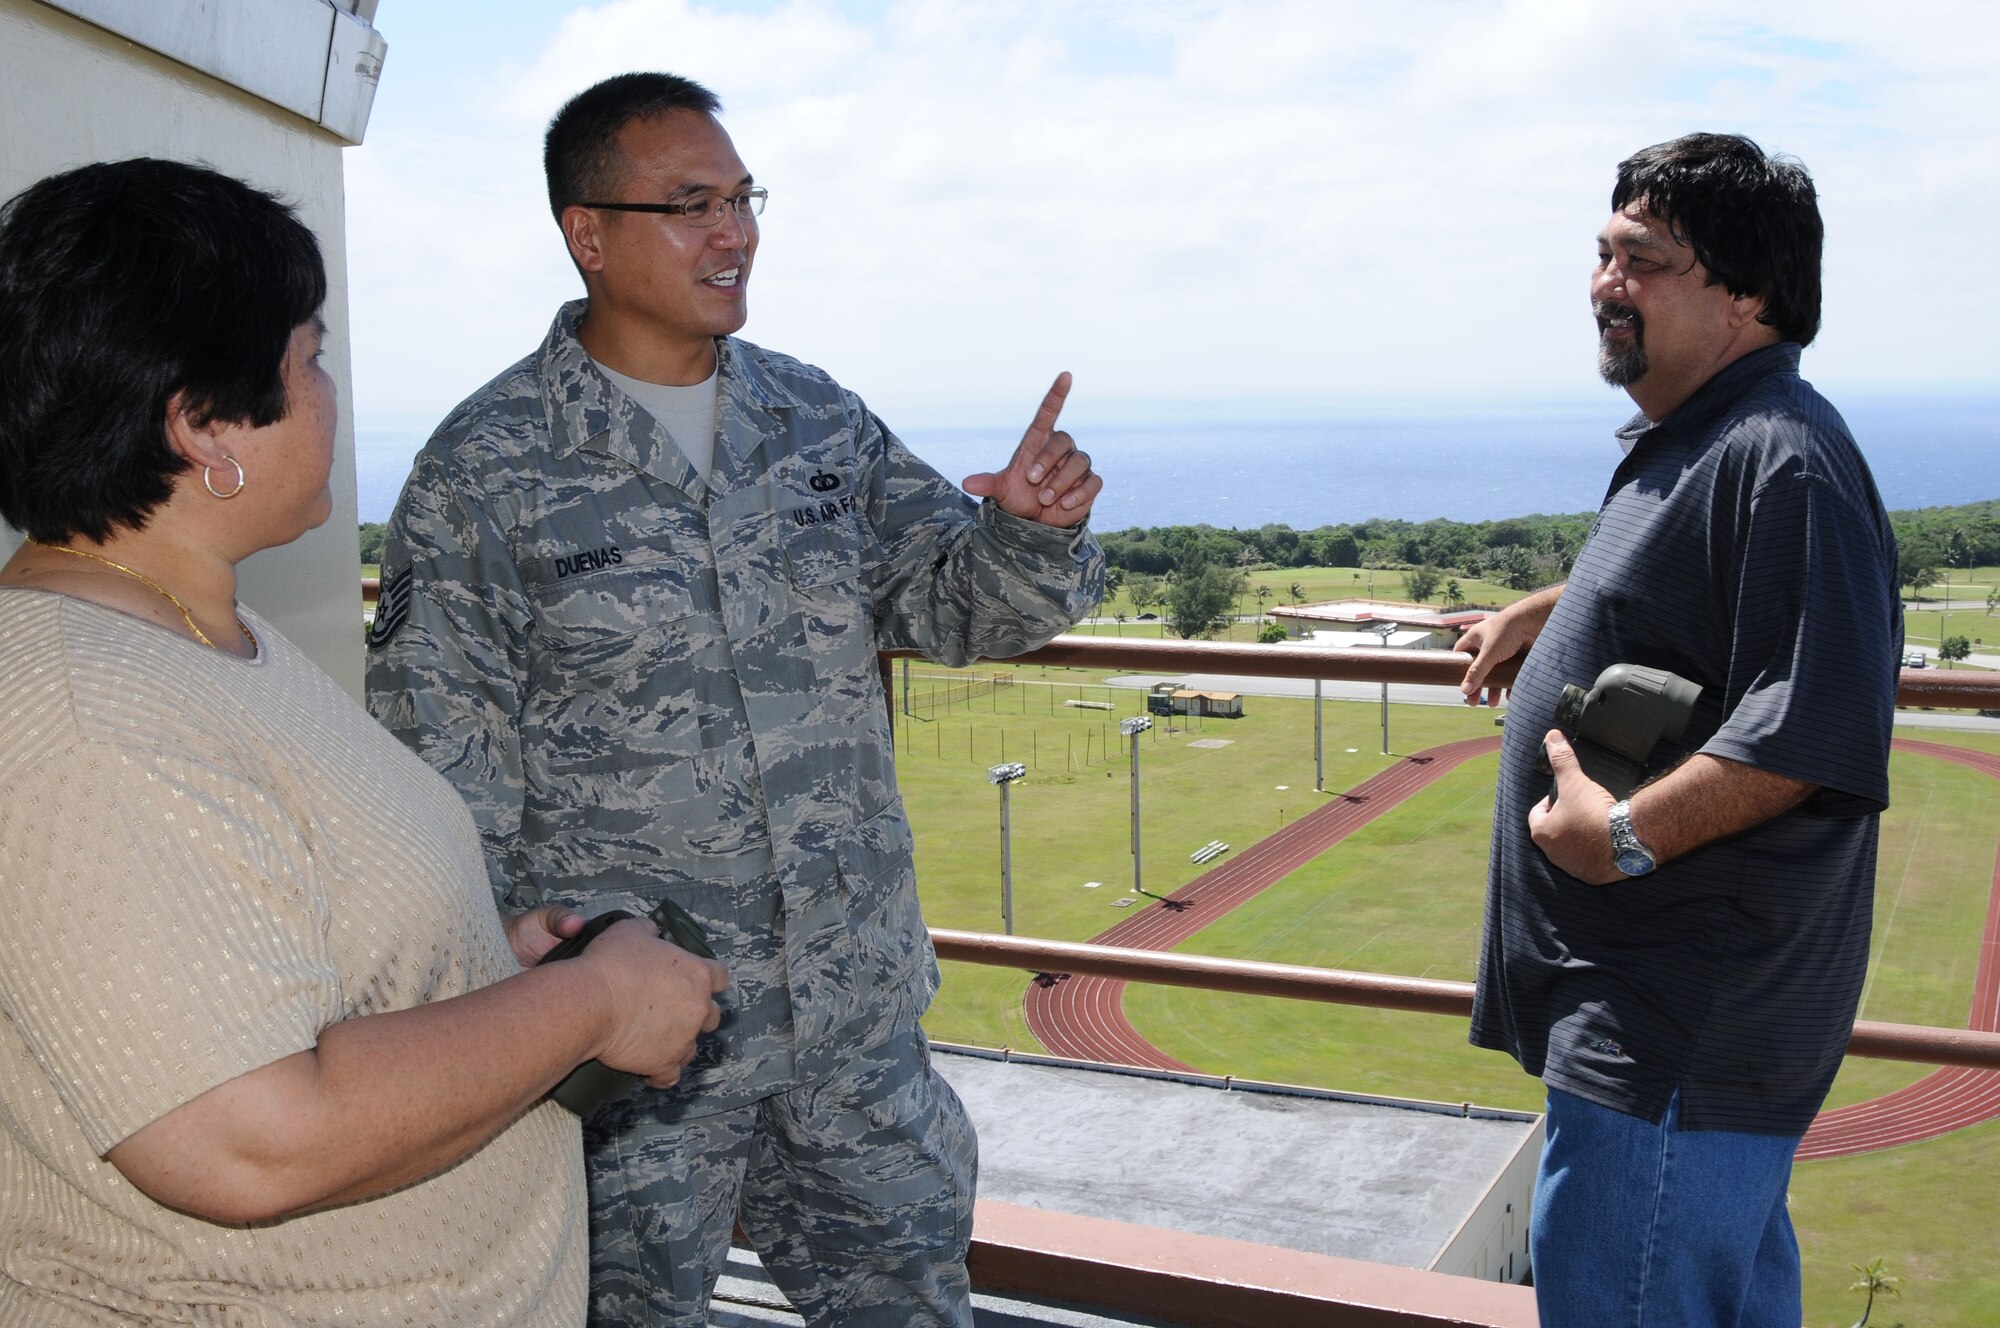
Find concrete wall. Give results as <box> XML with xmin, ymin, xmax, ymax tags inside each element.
<box><xmin>1431</xmin><ymin>1115</ymin><xmax>1541</xmax><ymax>1284</ymax></box>
<box><xmin>0</xmin><ymin>0</ymin><xmax>368</xmax><ymax>697</ymax></box>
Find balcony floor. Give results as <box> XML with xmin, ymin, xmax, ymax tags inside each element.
<box><xmin>712</xmin><ymin>1244</ymin><xmax>1179</xmax><ymax>1325</ymax></box>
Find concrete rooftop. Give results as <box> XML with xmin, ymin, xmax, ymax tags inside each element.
<box><xmin>932</xmin><ymin>1046</ymin><xmax>1538</xmax><ymax>1271</ymax></box>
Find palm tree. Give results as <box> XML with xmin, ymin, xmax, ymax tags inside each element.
<box><xmin>1128</xmin><ymin>574</ymin><xmax>1160</xmax><ymax>621</ymax></box>
<box><xmin>1254</xmin><ymin>584</ymin><xmax>1272</xmax><ymax>624</ymax></box>
<box><xmin>1289</xmin><ymin>581</ymin><xmax>1305</xmax><ymax>608</ymax></box>
<box><xmin>1444</xmin><ymin>578</ymin><xmax>1465</xmax><ymax>609</ymax></box>
<box><xmin>1847</xmin><ymin>1257</ymin><xmax>1901</xmax><ymax>1328</ymax></box>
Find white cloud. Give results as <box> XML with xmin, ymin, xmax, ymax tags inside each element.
<box><xmin>344</xmin><ymin>0</ymin><xmax>2000</xmax><ymax>426</ymax></box>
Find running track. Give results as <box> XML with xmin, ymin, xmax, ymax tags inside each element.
<box><xmin>1022</xmin><ymin>736</ymin><xmax>1502</xmax><ymax>1072</ymax></box>
<box><xmin>1795</xmin><ymin>739</ymin><xmax>2000</xmax><ymax>1159</ymax></box>
<box><xmin>1020</xmin><ymin>736</ymin><xmax>2000</xmax><ymax>1159</ymax></box>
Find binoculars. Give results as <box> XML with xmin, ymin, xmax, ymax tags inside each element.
<box><xmin>1538</xmin><ymin>662</ymin><xmax>1701</xmax><ymax>800</ymax></box>
<box><xmin>537</xmin><ymin>895</ymin><xmax>717</xmax><ymax>1115</ymax></box>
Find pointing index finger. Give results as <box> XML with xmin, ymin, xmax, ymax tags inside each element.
<box><xmin>1016</xmin><ymin>371</ymin><xmax>1073</xmax><ymax>458</ymax></box>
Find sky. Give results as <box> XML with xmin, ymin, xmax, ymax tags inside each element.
<box><xmin>343</xmin><ymin>0</ymin><xmax>2000</xmax><ymax>434</ymax></box>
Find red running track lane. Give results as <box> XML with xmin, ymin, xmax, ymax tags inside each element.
<box><xmin>1795</xmin><ymin>738</ymin><xmax>2000</xmax><ymax>1159</ymax></box>
<box><xmin>1021</xmin><ymin>736</ymin><xmax>1502</xmax><ymax>1071</ymax></box>
<box><xmin>1020</xmin><ymin>735</ymin><xmax>2000</xmax><ymax>1159</ymax></box>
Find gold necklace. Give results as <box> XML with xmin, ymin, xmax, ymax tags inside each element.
<box><xmin>27</xmin><ymin>539</ymin><xmax>257</xmax><ymax>652</ymax></box>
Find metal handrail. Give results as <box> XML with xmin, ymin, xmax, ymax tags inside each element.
<box><xmin>357</xmin><ymin>587</ymin><xmax>2000</xmax><ymax>1068</ymax></box>
<box><xmin>988</xmin><ymin>632</ymin><xmax>2000</xmax><ymax>710</ymax></box>
<box><xmin>365</xmin><ymin>579</ymin><xmax>2000</xmax><ymax>710</ymax></box>
<box><xmin>932</xmin><ymin>930</ymin><xmax>2000</xmax><ymax>1071</ymax></box>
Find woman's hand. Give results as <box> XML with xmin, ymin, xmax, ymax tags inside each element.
<box><xmin>576</xmin><ymin>918</ymin><xmax>729</xmax><ymax>1087</ymax></box>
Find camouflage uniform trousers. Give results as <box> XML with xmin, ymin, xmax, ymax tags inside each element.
<box><xmin>582</xmin><ymin>1027</ymin><xmax>976</xmax><ymax>1326</ymax></box>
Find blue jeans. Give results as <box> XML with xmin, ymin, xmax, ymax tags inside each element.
<box><xmin>1531</xmin><ymin>1087</ymin><xmax>1802</xmax><ymax>1328</ymax></box>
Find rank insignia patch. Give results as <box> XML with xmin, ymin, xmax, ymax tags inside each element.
<box><xmin>367</xmin><ymin>563</ymin><xmax>414</xmax><ymax>650</ymax></box>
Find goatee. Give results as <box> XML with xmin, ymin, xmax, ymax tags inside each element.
<box><xmin>1598</xmin><ymin>339</ymin><xmax>1648</xmax><ymax>387</ymax></box>
<box><xmin>1594</xmin><ymin>300</ymin><xmax>1647</xmax><ymax>387</ymax></box>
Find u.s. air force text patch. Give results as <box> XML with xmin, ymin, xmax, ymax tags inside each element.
<box><xmin>787</xmin><ymin>469</ymin><xmax>858</xmax><ymax>526</ymax></box>
<box><xmin>367</xmin><ymin>563</ymin><xmax>414</xmax><ymax>650</ymax></box>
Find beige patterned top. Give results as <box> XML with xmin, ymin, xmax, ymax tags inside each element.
<box><xmin>0</xmin><ymin>590</ymin><xmax>585</xmax><ymax>1326</ymax></box>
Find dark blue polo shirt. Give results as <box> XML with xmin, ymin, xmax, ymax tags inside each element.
<box><xmin>1470</xmin><ymin>342</ymin><xmax>1901</xmax><ymax>1134</ymax></box>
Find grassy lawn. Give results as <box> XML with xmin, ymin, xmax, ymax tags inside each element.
<box><xmin>908</xmin><ymin>671</ymin><xmax>1502</xmax><ymax>1044</ymax></box>
<box><xmin>1904</xmin><ymin>563</ymin><xmax>2000</xmax><ymax>664</ymax></box>
<box><xmin>906</xmin><ymin>674</ymin><xmax>1999</xmax><ymax>1324</ymax></box>
<box><xmin>1818</xmin><ymin>744</ymin><xmax>2000</xmax><ymax>1108</ymax></box>
<box><xmin>1119</xmin><ymin>745</ymin><xmax>1997</xmax><ymax>1326</ymax></box>
<box><xmin>1122</xmin><ymin>757</ymin><xmax>1532</xmax><ymax>1108</ymax></box>
<box><xmin>1903</xmin><ymin>604</ymin><xmax>1999</xmax><ymax>663</ymax></box>
<box><xmin>1792</xmin><ymin>1121</ymin><xmax>2000</xmax><ymax>1327</ymax></box>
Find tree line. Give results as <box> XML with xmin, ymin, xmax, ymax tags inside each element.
<box><xmin>1102</xmin><ymin>514</ymin><xmax>1594</xmax><ymax>638</ymax></box>
<box><xmin>1889</xmin><ymin>498</ymin><xmax>2000</xmax><ymax>592</ymax></box>
<box><xmin>1097</xmin><ymin>512</ymin><xmax>1595</xmax><ymax>587</ymax></box>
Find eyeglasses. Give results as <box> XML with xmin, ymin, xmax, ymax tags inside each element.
<box><xmin>578</xmin><ymin>187</ymin><xmax>767</xmax><ymax>228</ymax></box>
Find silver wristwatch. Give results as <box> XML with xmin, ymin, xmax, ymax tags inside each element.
<box><xmin>1608</xmin><ymin>800</ymin><xmax>1657</xmax><ymax>877</ymax></box>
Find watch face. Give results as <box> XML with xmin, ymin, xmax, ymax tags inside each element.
<box><xmin>1616</xmin><ymin>847</ymin><xmax>1656</xmax><ymax>877</ymax></box>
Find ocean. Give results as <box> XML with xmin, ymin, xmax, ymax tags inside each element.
<box><xmin>354</xmin><ymin>391</ymin><xmax>2000</xmax><ymax>529</ymax></box>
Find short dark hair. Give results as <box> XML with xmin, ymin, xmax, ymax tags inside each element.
<box><xmin>1611</xmin><ymin>132</ymin><xmax>1822</xmax><ymax>346</ymax></box>
<box><xmin>0</xmin><ymin>158</ymin><xmax>326</xmax><ymax>543</ymax></box>
<box><xmin>544</xmin><ymin>72</ymin><xmax>723</xmax><ymax>221</ymax></box>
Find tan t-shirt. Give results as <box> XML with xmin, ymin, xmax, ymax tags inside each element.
<box><xmin>0</xmin><ymin>591</ymin><xmax>586</xmax><ymax>1326</ymax></box>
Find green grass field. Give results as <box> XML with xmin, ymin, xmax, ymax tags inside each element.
<box><xmin>1901</xmin><ymin>562</ymin><xmax>2000</xmax><ymax>668</ymax></box>
<box><xmin>1088</xmin><ymin>564</ymin><xmax>1529</xmax><ymax>641</ymax></box>
<box><xmin>903</xmin><ymin>675</ymin><xmax>2000</xmax><ymax>1325</ymax></box>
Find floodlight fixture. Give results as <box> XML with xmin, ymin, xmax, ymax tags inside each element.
<box><xmin>1120</xmin><ymin>714</ymin><xmax>1153</xmax><ymax>896</ymax></box>
<box><xmin>1372</xmin><ymin>621</ymin><xmax>1400</xmax><ymax>754</ymax></box>
<box><xmin>988</xmin><ymin>763</ymin><xmax>1028</xmax><ymax>933</ymax></box>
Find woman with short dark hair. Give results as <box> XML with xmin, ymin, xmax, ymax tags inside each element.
<box><xmin>0</xmin><ymin>158</ymin><xmax>728</xmax><ymax>1326</ymax></box>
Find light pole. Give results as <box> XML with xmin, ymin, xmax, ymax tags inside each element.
<box><xmin>1371</xmin><ymin>620</ymin><xmax>1399</xmax><ymax>755</ymax></box>
<box><xmin>1313</xmin><ymin>678</ymin><xmax>1324</xmax><ymax>791</ymax></box>
<box><xmin>986</xmin><ymin>762</ymin><xmax>1027</xmax><ymax>934</ymax></box>
<box><xmin>1120</xmin><ymin>715</ymin><xmax>1153</xmax><ymax>897</ymax></box>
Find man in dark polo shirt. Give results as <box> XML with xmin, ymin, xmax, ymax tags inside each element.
<box><xmin>1455</xmin><ymin>133</ymin><xmax>1900</xmax><ymax>1326</ymax></box>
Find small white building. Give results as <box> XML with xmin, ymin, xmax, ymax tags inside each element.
<box><xmin>1272</xmin><ymin>599</ymin><xmax>1491</xmax><ymax>651</ymax></box>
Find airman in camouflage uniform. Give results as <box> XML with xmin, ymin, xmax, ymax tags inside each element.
<box><xmin>366</xmin><ymin>72</ymin><xmax>1102</xmax><ymax>1327</ymax></box>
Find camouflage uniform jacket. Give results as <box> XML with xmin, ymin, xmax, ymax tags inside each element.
<box><xmin>367</xmin><ymin>301</ymin><xmax>1103</xmax><ymax>1113</ymax></box>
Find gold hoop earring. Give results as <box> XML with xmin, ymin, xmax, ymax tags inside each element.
<box><xmin>203</xmin><ymin>456</ymin><xmax>246</xmax><ymax>499</ymax></box>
